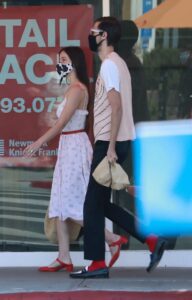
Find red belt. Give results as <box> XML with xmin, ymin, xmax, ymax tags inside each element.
<box><xmin>61</xmin><ymin>129</ymin><xmax>85</xmax><ymax>135</ymax></box>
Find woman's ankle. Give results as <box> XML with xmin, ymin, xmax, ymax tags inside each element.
<box><xmin>58</xmin><ymin>256</ymin><xmax>72</xmax><ymax>265</ymax></box>
<box><xmin>107</xmin><ymin>233</ymin><xmax>120</xmax><ymax>246</ymax></box>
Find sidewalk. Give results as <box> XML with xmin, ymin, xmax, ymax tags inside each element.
<box><xmin>0</xmin><ymin>267</ymin><xmax>192</xmax><ymax>299</ymax></box>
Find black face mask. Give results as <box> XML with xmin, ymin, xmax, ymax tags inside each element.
<box><xmin>88</xmin><ymin>34</ymin><xmax>103</xmax><ymax>52</ymax></box>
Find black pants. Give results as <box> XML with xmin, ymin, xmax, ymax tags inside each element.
<box><xmin>83</xmin><ymin>140</ymin><xmax>146</xmax><ymax>261</ymax></box>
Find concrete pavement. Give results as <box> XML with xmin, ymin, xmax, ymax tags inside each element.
<box><xmin>0</xmin><ymin>267</ymin><xmax>192</xmax><ymax>294</ymax></box>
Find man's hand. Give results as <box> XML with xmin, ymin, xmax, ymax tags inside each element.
<box><xmin>107</xmin><ymin>145</ymin><xmax>118</xmax><ymax>164</ymax></box>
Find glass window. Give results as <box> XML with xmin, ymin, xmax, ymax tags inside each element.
<box><xmin>0</xmin><ymin>0</ymin><xmax>101</xmax><ymax>251</ymax></box>
<box><xmin>1</xmin><ymin>0</ymin><xmax>191</xmax><ymax>253</ymax></box>
<box><xmin>110</xmin><ymin>0</ymin><xmax>192</xmax><ymax>250</ymax></box>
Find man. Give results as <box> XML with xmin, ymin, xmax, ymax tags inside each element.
<box><xmin>119</xmin><ymin>20</ymin><xmax>150</xmax><ymax>124</ymax></box>
<box><xmin>70</xmin><ymin>17</ymin><xmax>168</xmax><ymax>279</ymax></box>
<box><xmin>118</xmin><ymin>20</ymin><xmax>150</xmax><ymax>183</ymax></box>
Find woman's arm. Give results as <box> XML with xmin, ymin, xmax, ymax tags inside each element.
<box><xmin>23</xmin><ymin>86</ymin><xmax>85</xmax><ymax>157</ymax></box>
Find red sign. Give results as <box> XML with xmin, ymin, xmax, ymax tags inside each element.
<box><xmin>0</xmin><ymin>5</ymin><xmax>93</xmax><ymax>167</ymax></box>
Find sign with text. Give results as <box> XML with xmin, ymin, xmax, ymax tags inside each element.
<box><xmin>0</xmin><ymin>5</ymin><xmax>93</xmax><ymax>167</ymax></box>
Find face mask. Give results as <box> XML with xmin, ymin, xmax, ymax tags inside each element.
<box><xmin>56</xmin><ymin>63</ymin><xmax>73</xmax><ymax>85</ymax></box>
<box><xmin>88</xmin><ymin>34</ymin><xmax>103</xmax><ymax>52</ymax></box>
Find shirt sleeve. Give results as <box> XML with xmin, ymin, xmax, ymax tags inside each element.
<box><xmin>100</xmin><ymin>59</ymin><xmax>120</xmax><ymax>92</ymax></box>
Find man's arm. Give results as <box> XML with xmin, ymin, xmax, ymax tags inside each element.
<box><xmin>107</xmin><ymin>88</ymin><xmax>122</xmax><ymax>163</ymax></box>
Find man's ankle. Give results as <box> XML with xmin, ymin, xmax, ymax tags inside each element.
<box><xmin>88</xmin><ymin>260</ymin><xmax>107</xmax><ymax>271</ymax></box>
<box><xmin>146</xmin><ymin>235</ymin><xmax>158</xmax><ymax>252</ymax></box>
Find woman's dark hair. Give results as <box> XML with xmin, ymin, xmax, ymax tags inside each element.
<box><xmin>58</xmin><ymin>46</ymin><xmax>89</xmax><ymax>91</ymax></box>
<box><xmin>58</xmin><ymin>46</ymin><xmax>93</xmax><ymax>139</ymax></box>
<box><xmin>95</xmin><ymin>16</ymin><xmax>121</xmax><ymax>47</ymax></box>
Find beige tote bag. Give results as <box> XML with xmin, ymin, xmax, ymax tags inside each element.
<box><xmin>92</xmin><ymin>156</ymin><xmax>130</xmax><ymax>190</ymax></box>
<box><xmin>44</xmin><ymin>209</ymin><xmax>81</xmax><ymax>244</ymax></box>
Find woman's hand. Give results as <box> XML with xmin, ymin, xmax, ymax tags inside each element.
<box><xmin>23</xmin><ymin>140</ymin><xmax>42</xmax><ymax>157</ymax></box>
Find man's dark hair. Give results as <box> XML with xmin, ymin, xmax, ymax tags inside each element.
<box><xmin>95</xmin><ymin>16</ymin><xmax>121</xmax><ymax>47</ymax></box>
<box><xmin>121</xmin><ymin>20</ymin><xmax>139</xmax><ymax>51</ymax></box>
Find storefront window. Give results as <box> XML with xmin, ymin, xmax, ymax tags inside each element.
<box><xmin>0</xmin><ymin>0</ymin><xmax>101</xmax><ymax>251</ymax></box>
<box><xmin>0</xmin><ymin>0</ymin><xmax>191</xmax><ymax>253</ymax></box>
<box><xmin>111</xmin><ymin>0</ymin><xmax>192</xmax><ymax>250</ymax></box>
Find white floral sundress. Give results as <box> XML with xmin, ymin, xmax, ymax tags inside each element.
<box><xmin>48</xmin><ymin>98</ymin><xmax>93</xmax><ymax>221</ymax></box>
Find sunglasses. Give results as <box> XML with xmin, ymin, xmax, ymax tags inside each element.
<box><xmin>90</xmin><ymin>28</ymin><xmax>104</xmax><ymax>35</ymax></box>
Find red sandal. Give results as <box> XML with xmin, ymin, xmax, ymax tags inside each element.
<box><xmin>108</xmin><ymin>236</ymin><xmax>128</xmax><ymax>268</ymax></box>
<box><xmin>38</xmin><ymin>258</ymin><xmax>73</xmax><ymax>272</ymax></box>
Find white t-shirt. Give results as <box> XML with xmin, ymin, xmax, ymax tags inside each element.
<box><xmin>100</xmin><ymin>59</ymin><xmax>120</xmax><ymax>93</ymax></box>
<box><xmin>94</xmin><ymin>52</ymin><xmax>135</xmax><ymax>142</ymax></box>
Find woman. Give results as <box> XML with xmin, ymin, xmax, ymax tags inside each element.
<box><xmin>24</xmin><ymin>46</ymin><xmax>127</xmax><ymax>272</ymax></box>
